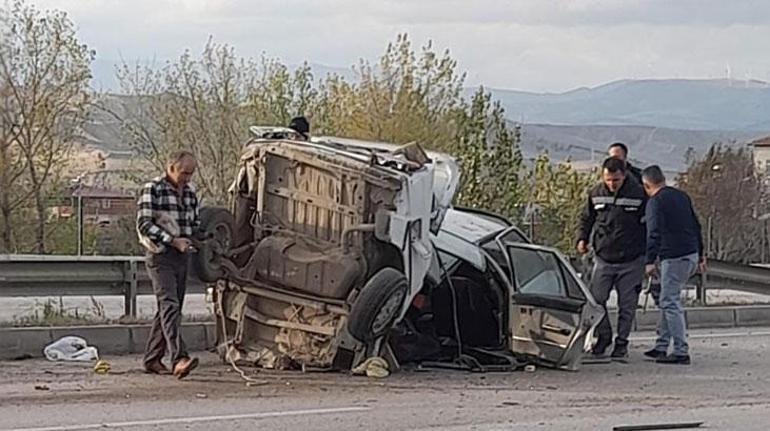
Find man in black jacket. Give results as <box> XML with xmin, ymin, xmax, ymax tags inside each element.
<box><xmin>608</xmin><ymin>142</ymin><xmax>643</xmax><ymax>184</ymax></box>
<box><xmin>577</xmin><ymin>157</ymin><xmax>647</xmax><ymax>359</ymax></box>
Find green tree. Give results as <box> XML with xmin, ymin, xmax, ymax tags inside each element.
<box><xmin>526</xmin><ymin>155</ymin><xmax>597</xmax><ymax>250</ymax></box>
<box><xmin>0</xmin><ymin>0</ymin><xmax>94</xmax><ymax>252</ymax></box>
<box><xmin>314</xmin><ymin>34</ymin><xmax>463</xmax><ymax>151</ymax></box>
<box><xmin>453</xmin><ymin>87</ymin><xmax>525</xmax><ymax>218</ymax></box>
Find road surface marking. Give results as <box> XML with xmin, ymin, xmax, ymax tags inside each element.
<box><xmin>4</xmin><ymin>406</ymin><xmax>371</xmax><ymax>431</ymax></box>
<box><xmin>630</xmin><ymin>330</ymin><xmax>770</xmax><ymax>342</ymax></box>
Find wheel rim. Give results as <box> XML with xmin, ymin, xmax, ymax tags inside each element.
<box><xmin>371</xmin><ymin>288</ymin><xmax>406</xmax><ymax>334</ymax></box>
<box><xmin>212</xmin><ymin>224</ymin><xmax>232</xmax><ymax>252</ymax></box>
<box><xmin>205</xmin><ymin>222</ymin><xmax>232</xmax><ymax>274</ymax></box>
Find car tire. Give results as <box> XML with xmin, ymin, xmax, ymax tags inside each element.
<box><xmin>348</xmin><ymin>267</ymin><xmax>408</xmax><ymax>342</ymax></box>
<box><xmin>194</xmin><ymin>207</ymin><xmax>235</xmax><ymax>282</ymax></box>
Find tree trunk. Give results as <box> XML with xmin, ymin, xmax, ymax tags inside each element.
<box><xmin>0</xmin><ymin>148</ymin><xmax>12</xmax><ymax>253</ymax></box>
<box><xmin>33</xmin><ymin>190</ymin><xmax>46</xmax><ymax>254</ymax></box>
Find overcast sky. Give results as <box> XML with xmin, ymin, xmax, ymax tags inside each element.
<box><xmin>30</xmin><ymin>0</ymin><xmax>770</xmax><ymax>92</ymax></box>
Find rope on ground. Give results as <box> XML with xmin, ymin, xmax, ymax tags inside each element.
<box><xmin>217</xmin><ymin>291</ymin><xmax>269</xmax><ymax>387</ymax></box>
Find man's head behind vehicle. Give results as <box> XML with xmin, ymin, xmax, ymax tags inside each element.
<box><xmin>608</xmin><ymin>142</ymin><xmax>629</xmax><ymax>161</ymax></box>
<box><xmin>289</xmin><ymin>116</ymin><xmax>310</xmax><ymax>140</ymax></box>
<box><xmin>602</xmin><ymin>157</ymin><xmax>626</xmax><ymax>193</ymax></box>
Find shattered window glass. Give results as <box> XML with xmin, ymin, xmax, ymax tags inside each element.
<box><xmin>509</xmin><ymin>248</ymin><xmax>567</xmax><ymax>297</ymax></box>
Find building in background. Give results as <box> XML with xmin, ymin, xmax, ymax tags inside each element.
<box><xmin>750</xmin><ymin>136</ymin><xmax>770</xmax><ymax>175</ymax></box>
<box><xmin>50</xmin><ymin>186</ymin><xmax>135</xmax><ymax>226</ymax></box>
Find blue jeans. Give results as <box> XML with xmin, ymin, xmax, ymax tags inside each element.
<box><xmin>654</xmin><ymin>253</ymin><xmax>698</xmax><ymax>356</ymax></box>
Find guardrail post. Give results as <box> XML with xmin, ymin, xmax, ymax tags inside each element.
<box><xmin>697</xmin><ymin>271</ymin><xmax>708</xmax><ymax>306</ymax></box>
<box><xmin>124</xmin><ymin>260</ymin><xmax>138</xmax><ymax>318</ymax></box>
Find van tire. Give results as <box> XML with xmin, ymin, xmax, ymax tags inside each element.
<box><xmin>348</xmin><ymin>267</ymin><xmax>408</xmax><ymax>342</ymax></box>
<box><xmin>194</xmin><ymin>207</ymin><xmax>234</xmax><ymax>282</ymax></box>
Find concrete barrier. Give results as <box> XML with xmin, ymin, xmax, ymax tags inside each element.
<box><xmin>685</xmin><ymin>307</ymin><xmax>736</xmax><ymax>329</ymax></box>
<box><xmin>634</xmin><ymin>309</ymin><xmax>662</xmax><ymax>331</ymax></box>
<box><xmin>1</xmin><ymin>305</ymin><xmax>769</xmax><ymax>360</ymax></box>
<box><xmin>0</xmin><ymin>323</ymin><xmax>214</xmax><ymax>360</ymax></box>
<box><xmin>735</xmin><ymin>305</ymin><xmax>770</xmax><ymax>327</ymax></box>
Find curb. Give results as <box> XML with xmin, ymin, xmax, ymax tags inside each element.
<box><xmin>605</xmin><ymin>305</ymin><xmax>770</xmax><ymax>331</ymax></box>
<box><xmin>0</xmin><ymin>322</ymin><xmax>215</xmax><ymax>360</ymax></box>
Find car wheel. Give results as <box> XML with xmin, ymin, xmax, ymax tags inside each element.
<box><xmin>194</xmin><ymin>207</ymin><xmax>234</xmax><ymax>282</ymax></box>
<box><xmin>348</xmin><ymin>267</ymin><xmax>408</xmax><ymax>342</ymax></box>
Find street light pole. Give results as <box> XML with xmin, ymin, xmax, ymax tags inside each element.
<box><xmin>72</xmin><ymin>173</ymin><xmax>87</xmax><ymax>256</ymax></box>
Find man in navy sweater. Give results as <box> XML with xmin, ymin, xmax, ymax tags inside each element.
<box><xmin>641</xmin><ymin>165</ymin><xmax>706</xmax><ymax>365</ymax></box>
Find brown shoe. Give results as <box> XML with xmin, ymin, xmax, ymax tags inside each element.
<box><xmin>173</xmin><ymin>357</ymin><xmax>199</xmax><ymax>379</ymax></box>
<box><xmin>144</xmin><ymin>360</ymin><xmax>171</xmax><ymax>375</ymax></box>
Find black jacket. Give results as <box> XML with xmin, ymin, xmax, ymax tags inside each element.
<box><xmin>627</xmin><ymin>163</ymin><xmax>643</xmax><ymax>185</ymax></box>
<box><xmin>577</xmin><ymin>177</ymin><xmax>647</xmax><ymax>263</ymax></box>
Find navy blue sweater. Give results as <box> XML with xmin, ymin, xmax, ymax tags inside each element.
<box><xmin>645</xmin><ymin>187</ymin><xmax>703</xmax><ymax>264</ymax></box>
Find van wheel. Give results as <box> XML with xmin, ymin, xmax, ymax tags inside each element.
<box><xmin>348</xmin><ymin>267</ymin><xmax>408</xmax><ymax>342</ymax></box>
<box><xmin>194</xmin><ymin>207</ymin><xmax>234</xmax><ymax>282</ymax></box>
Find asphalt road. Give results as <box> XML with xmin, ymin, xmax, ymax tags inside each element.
<box><xmin>0</xmin><ymin>327</ymin><xmax>768</xmax><ymax>431</ymax></box>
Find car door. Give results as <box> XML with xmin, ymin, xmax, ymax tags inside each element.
<box><xmin>504</xmin><ymin>244</ymin><xmax>603</xmax><ymax>370</ymax></box>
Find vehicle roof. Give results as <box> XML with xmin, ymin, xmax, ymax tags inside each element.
<box><xmin>432</xmin><ymin>208</ymin><xmax>511</xmax><ymax>270</ymax></box>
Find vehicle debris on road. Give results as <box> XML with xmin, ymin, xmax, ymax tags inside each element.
<box><xmin>613</xmin><ymin>422</ymin><xmax>704</xmax><ymax>431</ymax></box>
<box><xmin>43</xmin><ymin>336</ymin><xmax>99</xmax><ymax>362</ymax></box>
<box><xmin>351</xmin><ymin>357</ymin><xmax>390</xmax><ymax>378</ymax></box>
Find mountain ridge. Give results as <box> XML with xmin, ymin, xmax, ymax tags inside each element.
<box><xmin>478</xmin><ymin>78</ymin><xmax>770</xmax><ymax>131</ymax></box>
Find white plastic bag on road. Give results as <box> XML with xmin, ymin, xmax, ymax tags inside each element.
<box><xmin>43</xmin><ymin>336</ymin><xmax>99</xmax><ymax>362</ymax></box>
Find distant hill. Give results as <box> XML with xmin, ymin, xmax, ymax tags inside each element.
<box><xmin>482</xmin><ymin>79</ymin><xmax>770</xmax><ymax>131</ymax></box>
<box><xmin>89</xmin><ymin>59</ymin><xmax>356</xmax><ymax>93</ymax></box>
<box><xmin>83</xmin><ymin>79</ymin><xmax>770</xmax><ymax>173</ymax></box>
<box><xmin>518</xmin><ymin>123</ymin><xmax>766</xmax><ymax>172</ymax></box>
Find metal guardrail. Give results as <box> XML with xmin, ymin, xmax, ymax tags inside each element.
<box><xmin>570</xmin><ymin>256</ymin><xmax>770</xmax><ymax>305</ymax></box>
<box><xmin>1</xmin><ymin>254</ymin><xmax>768</xmax><ymax>318</ymax></box>
<box><xmin>705</xmin><ymin>259</ymin><xmax>770</xmax><ymax>296</ymax></box>
<box><xmin>0</xmin><ymin>254</ymin><xmax>205</xmax><ymax>317</ymax></box>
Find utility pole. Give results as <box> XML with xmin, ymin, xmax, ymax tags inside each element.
<box><xmin>77</xmin><ymin>191</ymin><xmax>83</xmax><ymax>256</ymax></box>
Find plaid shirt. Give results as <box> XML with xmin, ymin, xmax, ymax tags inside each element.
<box><xmin>136</xmin><ymin>176</ymin><xmax>200</xmax><ymax>247</ymax></box>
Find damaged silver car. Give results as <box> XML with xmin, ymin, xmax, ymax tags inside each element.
<box><xmin>195</xmin><ymin>126</ymin><xmax>603</xmax><ymax>373</ymax></box>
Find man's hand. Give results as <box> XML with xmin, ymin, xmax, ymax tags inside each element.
<box><xmin>645</xmin><ymin>264</ymin><xmax>657</xmax><ymax>276</ymax></box>
<box><xmin>698</xmin><ymin>256</ymin><xmax>708</xmax><ymax>274</ymax></box>
<box><xmin>577</xmin><ymin>240</ymin><xmax>588</xmax><ymax>254</ymax></box>
<box><xmin>171</xmin><ymin>237</ymin><xmax>193</xmax><ymax>253</ymax></box>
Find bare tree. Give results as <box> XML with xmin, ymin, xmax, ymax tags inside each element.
<box><xmin>678</xmin><ymin>144</ymin><xmax>762</xmax><ymax>263</ymax></box>
<box><xmin>110</xmin><ymin>40</ymin><xmax>317</xmax><ymax>204</ymax></box>
<box><xmin>0</xmin><ymin>1</ymin><xmax>94</xmax><ymax>253</ymax></box>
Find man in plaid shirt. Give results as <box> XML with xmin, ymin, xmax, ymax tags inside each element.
<box><xmin>136</xmin><ymin>150</ymin><xmax>201</xmax><ymax>379</ymax></box>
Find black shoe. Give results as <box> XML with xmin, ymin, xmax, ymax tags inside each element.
<box><xmin>592</xmin><ymin>340</ymin><xmax>610</xmax><ymax>357</ymax></box>
<box><xmin>588</xmin><ymin>351</ymin><xmax>609</xmax><ymax>359</ymax></box>
<box><xmin>591</xmin><ymin>348</ymin><xmax>608</xmax><ymax>358</ymax></box>
<box><xmin>610</xmin><ymin>348</ymin><xmax>628</xmax><ymax>361</ymax></box>
<box><xmin>643</xmin><ymin>349</ymin><xmax>667</xmax><ymax>360</ymax></box>
<box><xmin>656</xmin><ymin>354</ymin><xmax>691</xmax><ymax>365</ymax></box>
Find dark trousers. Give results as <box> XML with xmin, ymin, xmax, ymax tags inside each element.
<box><xmin>590</xmin><ymin>256</ymin><xmax>644</xmax><ymax>352</ymax></box>
<box><xmin>143</xmin><ymin>249</ymin><xmax>189</xmax><ymax>366</ymax></box>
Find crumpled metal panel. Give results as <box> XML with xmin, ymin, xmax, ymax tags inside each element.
<box><xmin>222</xmin><ymin>285</ymin><xmax>345</xmax><ymax>369</ymax></box>
<box><xmin>252</xmin><ymin>235</ymin><xmax>363</xmax><ymax>299</ymax></box>
<box><xmin>261</xmin><ymin>152</ymin><xmax>367</xmax><ymax>245</ymax></box>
